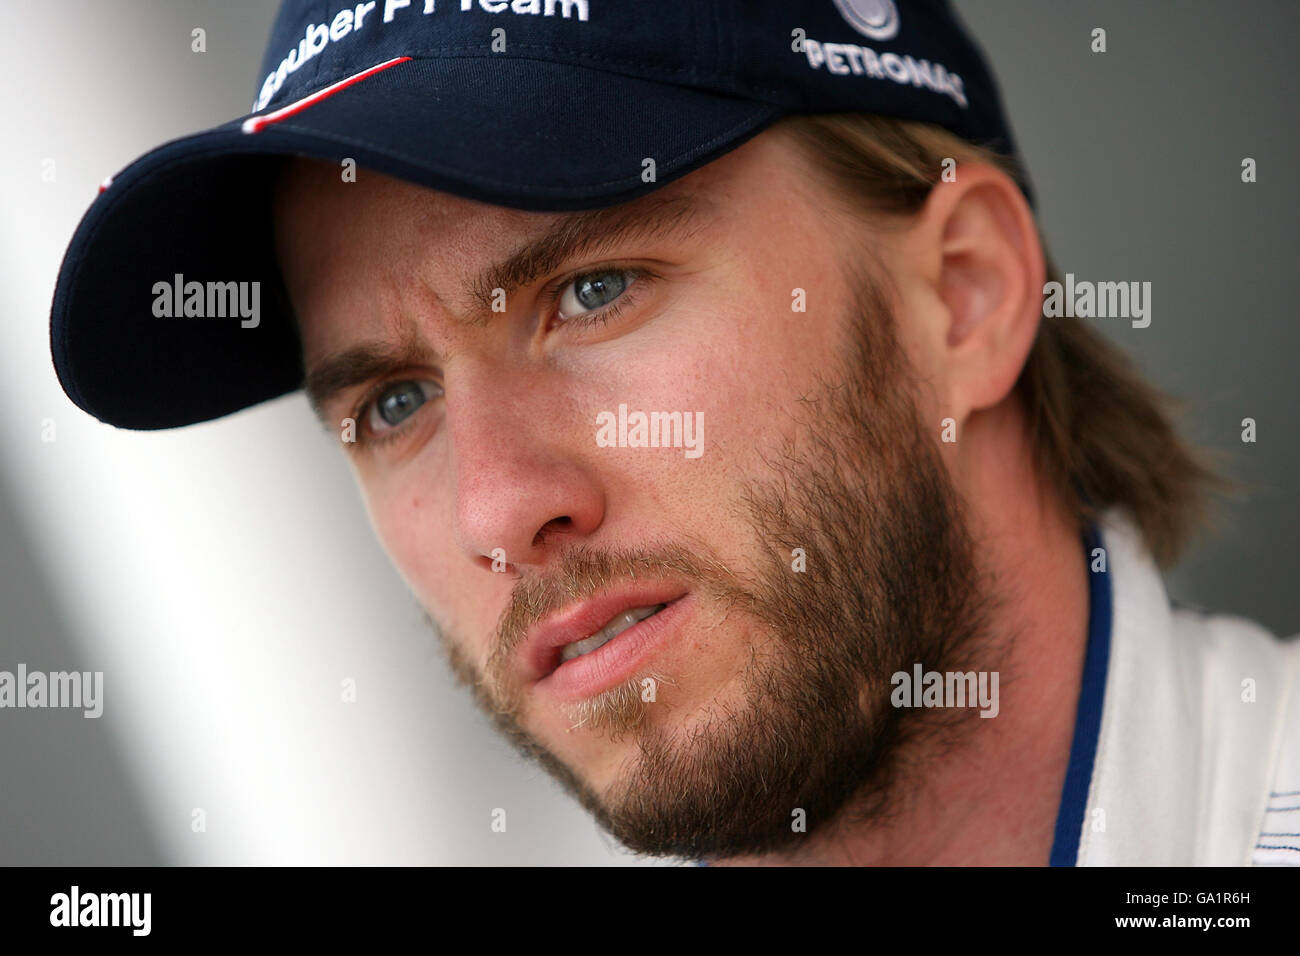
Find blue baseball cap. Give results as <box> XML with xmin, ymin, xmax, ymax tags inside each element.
<box><xmin>51</xmin><ymin>0</ymin><xmax>1031</xmax><ymax>429</ymax></box>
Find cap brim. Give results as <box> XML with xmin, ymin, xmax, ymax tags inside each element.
<box><xmin>52</xmin><ymin>56</ymin><xmax>780</xmax><ymax>429</ymax></box>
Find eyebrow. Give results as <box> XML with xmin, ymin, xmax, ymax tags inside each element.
<box><xmin>304</xmin><ymin>335</ymin><xmax>433</xmax><ymax>427</ymax></box>
<box><xmin>302</xmin><ymin>191</ymin><xmax>712</xmax><ymax>422</ymax></box>
<box><xmin>464</xmin><ymin>191</ymin><xmax>710</xmax><ymax>317</ymax></box>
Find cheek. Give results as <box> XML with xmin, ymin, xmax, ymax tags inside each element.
<box><xmin>367</xmin><ymin>482</ymin><xmax>427</xmax><ymax>578</ymax></box>
<box><xmin>684</xmin><ymin>257</ymin><xmax>850</xmax><ymax>475</ymax></box>
<box><xmin>363</xmin><ymin>478</ymin><xmax>506</xmax><ymax>676</ymax></box>
<box><xmin>581</xmin><ymin>287</ymin><xmax>848</xmax><ymax>563</ymax></box>
<box><xmin>362</xmin><ymin>479</ymin><xmax>458</xmax><ymax>617</ymax></box>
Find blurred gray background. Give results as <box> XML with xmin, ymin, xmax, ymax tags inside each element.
<box><xmin>0</xmin><ymin>1</ymin><xmax>1294</xmax><ymax>865</ymax></box>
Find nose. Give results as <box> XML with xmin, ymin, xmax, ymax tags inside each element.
<box><xmin>446</xmin><ymin>366</ymin><xmax>605</xmax><ymax>571</ymax></box>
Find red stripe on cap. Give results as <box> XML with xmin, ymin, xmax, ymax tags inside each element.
<box><xmin>242</xmin><ymin>56</ymin><xmax>412</xmax><ymax>135</ymax></box>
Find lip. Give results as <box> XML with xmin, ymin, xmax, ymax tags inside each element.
<box><xmin>521</xmin><ymin>583</ymin><xmax>690</xmax><ymax>698</ymax></box>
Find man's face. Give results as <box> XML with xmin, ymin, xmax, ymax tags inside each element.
<box><xmin>273</xmin><ymin>131</ymin><xmax>992</xmax><ymax>858</ymax></box>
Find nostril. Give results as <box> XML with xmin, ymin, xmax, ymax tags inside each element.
<box><xmin>533</xmin><ymin>516</ymin><xmax>574</xmax><ymax>547</ymax></box>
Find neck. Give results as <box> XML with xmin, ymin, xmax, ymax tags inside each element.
<box><xmin>718</xmin><ymin>399</ymin><xmax>1091</xmax><ymax>865</ymax></box>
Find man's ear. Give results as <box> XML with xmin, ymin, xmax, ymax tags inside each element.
<box><xmin>910</xmin><ymin>164</ymin><xmax>1045</xmax><ymax>427</ymax></box>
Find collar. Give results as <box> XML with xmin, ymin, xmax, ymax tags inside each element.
<box><xmin>1055</xmin><ymin>509</ymin><xmax>1294</xmax><ymax>864</ymax></box>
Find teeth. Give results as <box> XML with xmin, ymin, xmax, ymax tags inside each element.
<box><xmin>559</xmin><ymin>604</ymin><xmax>667</xmax><ymax>663</ymax></box>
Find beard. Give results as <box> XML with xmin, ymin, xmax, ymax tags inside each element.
<box><xmin>437</xmin><ymin>268</ymin><xmax>1000</xmax><ymax>860</ymax></box>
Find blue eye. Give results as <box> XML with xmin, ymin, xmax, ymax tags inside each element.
<box><xmin>366</xmin><ymin>380</ymin><xmax>440</xmax><ymax>434</ymax></box>
<box><xmin>558</xmin><ymin>269</ymin><xmax>631</xmax><ymax>319</ymax></box>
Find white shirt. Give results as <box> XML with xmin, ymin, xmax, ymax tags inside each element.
<box><xmin>1059</xmin><ymin>510</ymin><xmax>1300</xmax><ymax>865</ymax></box>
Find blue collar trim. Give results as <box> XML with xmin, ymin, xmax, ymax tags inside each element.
<box><xmin>1048</xmin><ymin>523</ymin><xmax>1113</xmax><ymax>866</ymax></box>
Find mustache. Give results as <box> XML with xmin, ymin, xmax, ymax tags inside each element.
<box><xmin>484</xmin><ymin>539</ymin><xmax>749</xmax><ymax>692</ymax></box>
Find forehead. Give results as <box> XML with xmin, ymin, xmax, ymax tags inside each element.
<box><xmin>271</xmin><ymin>156</ymin><xmax>542</xmax><ymax>285</ymax></box>
<box><xmin>271</xmin><ymin>126</ymin><xmax>799</xmax><ymax>259</ymax></box>
<box><xmin>270</xmin><ymin>129</ymin><xmax>817</xmax><ymax>357</ymax></box>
